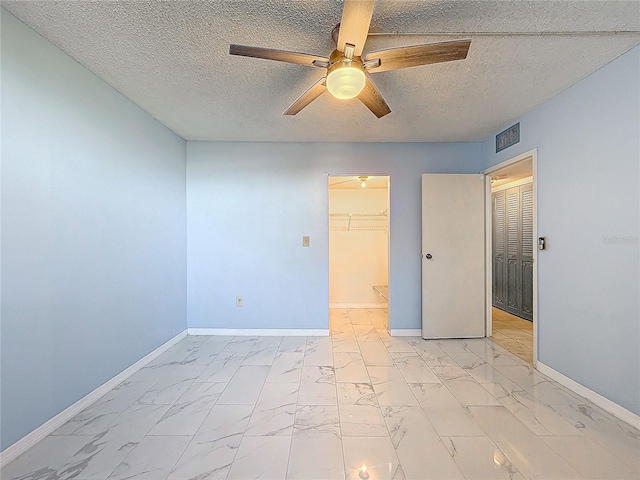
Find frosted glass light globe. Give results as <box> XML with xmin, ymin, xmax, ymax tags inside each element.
<box><xmin>326</xmin><ymin>65</ymin><xmax>366</xmax><ymax>100</ymax></box>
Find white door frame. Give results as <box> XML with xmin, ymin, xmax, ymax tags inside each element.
<box><xmin>483</xmin><ymin>148</ymin><xmax>538</xmax><ymax>366</ymax></box>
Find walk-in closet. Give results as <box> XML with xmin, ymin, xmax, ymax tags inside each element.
<box><xmin>328</xmin><ymin>175</ymin><xmax>389</xmax><ymax>331</ymax></box>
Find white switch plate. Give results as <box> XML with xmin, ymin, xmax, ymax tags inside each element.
<box><xmin>302</xmin><ymin>235</ymin><xmax>310</xmax><ymax>247</ymax></box>
<box><xmin>236</xmin><ymin>296</ymin><xmax>243</xmax><ymax>307</ymax></box>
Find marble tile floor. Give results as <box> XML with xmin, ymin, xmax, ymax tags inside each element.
<box><xmin>491</xmin><ymin>308</ymin><xmax>534</xmax><ymax>365</ymax></box>
<box><xmin>4</xmin><ymin>308</ymin><xmax>639</xmax><ymax>480</ymax></box>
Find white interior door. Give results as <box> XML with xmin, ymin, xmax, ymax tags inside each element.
<box><xmin>422</xmin><ymin>174</ymin><xmax>485</xmax><ymax>339</ymax></box>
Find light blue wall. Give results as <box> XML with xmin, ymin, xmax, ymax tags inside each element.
<box><xmin>1</xmin><ymin>9</ymin><xmax>187</xmax><ymax>450</ymax></box>
<box><xmin>482</xmin><ymin>47</ymin><xmax>640</xmax><ymax>415</ymax></box>
<box><xmin>6</xmin><ymin>0</ymin><xmax>635</xmax><ymax>453</ymax></box>
<box><xmin>186</xmin><ymin>142</ymin><xmax>481</xmax><ymax>332</ymax></box>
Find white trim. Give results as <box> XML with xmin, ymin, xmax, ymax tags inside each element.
<box><xmin>423</xmin><ymin>335</ymin><xmax>486</xmax><ymax>340</ymax></box>
<box><xmin>390</xmin><ymin>329</ymin><xmax>421</xmax><ymax>336</ymax></box>
<box><xmin>537</xmin><ymin>362</ymin><xmax>640</xmax><ymax>430</ymax></box>
<box><xmin>0</xmin><ymin>329</ymin><xmax>188</xmax><ymax>467</ymax></box>
<box><xmin>187</xmin><ymin>328</ymin><xmax>329</xmax><ymax>336</ymax></box>
<box><xmin>484</xmin><ymin>174</ymin><xmax>492</xmax><ymax>337</ymax></box>
<box><xmin>532</xmin><ymin>151</ymin><xmax>539</xmax><ymax>365</ymax></box>
<box><xmin>329</xmin><ymin>303</ymin><xmax>388</xmax><ymax>309</ymax></box>
<box><xmin>386</xmin><ymin>180</ymin><xmax>392</xmax><ymax>334</ymax></box>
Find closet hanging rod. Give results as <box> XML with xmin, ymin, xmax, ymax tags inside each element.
<box><xmin>329</xmin><ymin>210</ymin><xmax>388</xmax><ymax>217</ymax></box>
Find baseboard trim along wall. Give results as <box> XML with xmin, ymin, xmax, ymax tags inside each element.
<box><xmin>329</xmin><ymin>303</ymin><xmax>388</xmax><ymax>309</ymax></box>
<box><xmin>390</xmin><ymin>329</ymin><xmax>422</xmax><ymax>337</ymax></box>
<box><xmin>0</xmin><ymin>329</ymin><xmax>188</xmax><ymax>467</ymax></box>
<box><xmin>187</xmin><ymin>328</ymin><xmax>329</xmax><ymax>336</ymax></box>
<box><xmin>537</xmin><ymin>362</ymin><xmax>640</xmax><ymax>430</ymax></box>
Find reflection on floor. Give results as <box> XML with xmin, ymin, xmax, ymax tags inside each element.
<box><xmin>491</xmin><ymin>307</ymin><xmax>533</xmax><ymax>364</ymax></box>
<box><xmin>3</xmin><ymin>309</ymin><xmax>639</xmax><ymax>480</ymax></box>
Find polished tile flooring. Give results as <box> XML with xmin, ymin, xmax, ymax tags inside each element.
<box><xmin>490</xmin><ymin>308</ymin><xmax>534</xmax><ymax>364</ymax></box>
<box><xmin>4</xmin><ymin>309</ymin><xmax>639</xmax><ymax>479</ymax></box>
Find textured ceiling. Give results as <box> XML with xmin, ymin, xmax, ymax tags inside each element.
<box><xmin>4</xmin><ymin>1</ymin><xmax>639</xmax><ymax>142</ymax></box>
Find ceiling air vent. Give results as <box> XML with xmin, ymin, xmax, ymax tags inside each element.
<box><xmin>496</xmin><ymin>123</ymin><xmax>520</xmax><ymax>153</ymax></box>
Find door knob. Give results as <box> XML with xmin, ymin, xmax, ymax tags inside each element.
<box><xmin>425</xmin><ymin>254</ymin><xmax>433</xmax><ymax>259</ymax></box>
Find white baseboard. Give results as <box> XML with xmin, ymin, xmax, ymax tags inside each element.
<box><xmin>187</xmin><ymin>328</ymin><xmax>329</xmax><ymax>336</ymax></box>
<box><xmin>0</xmin><ymin>329</ymin><xmax>188</xmax><ymax>467</ymax></box>
<box><xmin>390</xmin><ymin>329</ymin><xmax>422</xmax><ymax>336</ymax></box>
<box><xmin>329</xmin><ymin>303</ymin><xmax>388</xmax><ymax>309</ymax></box>
<box><xmin>537</xmin><ymin>362</ymin><xmax>640</xmax><ymax>430</ymax></box>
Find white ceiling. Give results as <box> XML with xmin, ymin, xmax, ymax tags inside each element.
<box><xmin>4</xmin><ymin>1</ymin><xmax>639</xmax><ymax>142</ymax></box>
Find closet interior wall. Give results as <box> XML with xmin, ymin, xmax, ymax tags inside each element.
<box><xmin>329</xmin><ymin>186</ymin><xmax>389</xmax><ymax>307</ymax></box>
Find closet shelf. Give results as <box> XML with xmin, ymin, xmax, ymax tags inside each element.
<box><xmin>329</xmin><ymin>210</ymin><xmax>388</xmax><ymax>232</ymax></box>
<box><xmin>372</xmin><ymin>285</ymin><xmax>389</xmax><ymax>300</ymax></box>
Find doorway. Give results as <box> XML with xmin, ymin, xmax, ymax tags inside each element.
<box><xmin>484</xmin><ymin>150</ymin><xmax>537</xmax><ymax>365</ymax></box>
<box><xmin>328</xmin><ymin>175</ymin><xmax>390</xmax><ymax>335</ymax></box>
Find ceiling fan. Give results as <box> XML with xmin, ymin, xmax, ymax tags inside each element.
<box><xmin>229</xmin><ymin>0</ymin><xmax>471</xmax><ymax>118</ymax></box>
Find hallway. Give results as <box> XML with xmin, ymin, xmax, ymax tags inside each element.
<box><xmin>491</xmin><ymin>307</ymin><xmax>534</xmax><ymax>364</ymax></box>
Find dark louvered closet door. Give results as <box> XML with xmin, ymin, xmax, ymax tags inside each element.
<box><xmin>492</xmin><ymin>191</ymin><xmax>506</xmax><ymax>309</ymax></box>
<box><xmin>520</xmin><ymin>184</ymin><xmax>534</xmax><ymax>320</ymax></box>
<box><xmin>505</xmin><ymin>186</ymin><xmax>520</xmax><ymax>316</ymax></box>
<box><xmin>492</xmin><ymin>183</ymin><xmax>533</xmax><ymax>321</ymax></box>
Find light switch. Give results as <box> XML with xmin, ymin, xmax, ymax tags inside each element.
<box><xmin>538</xmin><ymin>237</ymin><xmax>546</xmax><ymax>250</ymax></box>
<box><xmin>302</xmin><ymin>235</ymin><xmax>310</xmax><ymax>247</ymax></box>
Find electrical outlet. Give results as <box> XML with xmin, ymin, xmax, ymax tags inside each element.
<box><xmin>302</xmin><ymin>235</ymin><xmax>310</xmax><ymax>247</ymax></box>
<box><xmin>236</xmin><ymin>296</ymin><xmax>243</xmax><ymax>307</ymax></box>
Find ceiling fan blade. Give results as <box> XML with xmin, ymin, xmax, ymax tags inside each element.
<box><xmin>358</xmin><ymin>74</ymin><xmax>391</xmax><ymax>118</ymax></box>
<box><xmin>364</xmin><ymin>39</ymin><xmax>471</xmax><ymax>73</ymax></box>
<box><xmin>229</xmin><ymin>44</ymin><xmax>329</xmax><ymax>68</ymax></box>
<box><xmin>337</xmin><ymin>0</ymin><xmax>375</xmax><ymax>56</ymax></box>
<box><xmin>283</xmin><ymin>78</ymin><xmax>327</xmax><ymax>116</ymax></box>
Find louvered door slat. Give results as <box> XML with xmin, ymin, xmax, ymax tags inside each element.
<box><xmin>492</xmin><ymin>191</ymin><xmax>506</xmax><ymax>307</ymax></box>
<box><xmin>494</xmin><ymin>194</ymin><xmax>505</xmax><ymax>253</ymax></box>
<box><xmin>507</xmin><ymin>189</ymin><xmax>519</xmax><ymax>258</ymax></box>
<box><xmin>505</xmin><ymin>188</ymin><xmax>519</xmax><ymax>313</ymax></box>
<box><xmin>521</xmin><ymin>188</ymin><xmax>533</xmax><ymax>257</ymax></box>
<box><xmin>520</xmin><ymin>184</ymin><xmax>534</xmax><ymax>319</ymax></box>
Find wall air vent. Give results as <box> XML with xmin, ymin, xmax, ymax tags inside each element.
<box><xmin>496</xmin><ymin>123</ymin><xmax>520</xmax><ymax>153</ymax></box>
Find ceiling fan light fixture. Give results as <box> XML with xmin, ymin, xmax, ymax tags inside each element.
<box><xmin>326</xmin><ymin>60</ymin><xmax>366</xmax><ymax>100</ymax></box>
<box><xmin>229</xmin><ymin>2</ymin><xmax>470</xmax><ymax>118</ymax></box>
